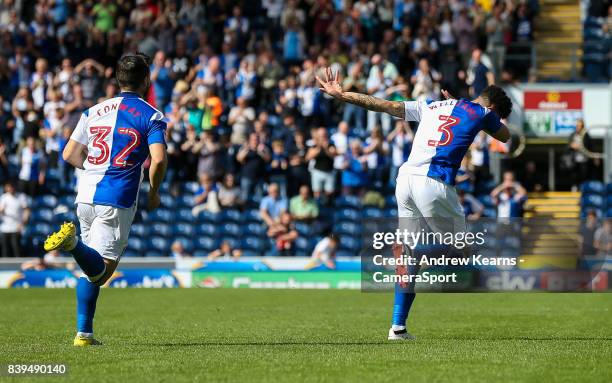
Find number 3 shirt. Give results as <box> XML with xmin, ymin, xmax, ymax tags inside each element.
<box><xmin>70</xmin><ymin>91</ymin><xmax>167</xmax><ymax>208</ymax></box>
<box><xmin>398</xmin><ymin>99</ymin><xmax>501</xmax><ymax>185</ymax></box>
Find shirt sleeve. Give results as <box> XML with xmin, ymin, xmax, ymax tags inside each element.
<box><xmin>70</xmin><ymin>112</ymin><xmax>89</xmax><ymax>145</ymax></box>
<box><xmin>403</xmin><ymin>101</ymin><xmax>423</xmax><ymax>122</ymax></box>
<box><xmin>482</xmin><ymin>110</ymin><xmax>502</xmax><ymax>133</ymax></box>
<box><xmin>147</xmin><ymin>111</ymin><xmax>168</xmax><ymax>146</ymax></box>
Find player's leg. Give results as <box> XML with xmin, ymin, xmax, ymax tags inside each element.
<box><xmin>73</xmin><ymin>204</ymin><xmax>135</xmax><ymax>346</ymax></box>
<box><xmin>389</xmin><ymin>174</ymin><xmax>420</xmax><ymax>340</ymax></box>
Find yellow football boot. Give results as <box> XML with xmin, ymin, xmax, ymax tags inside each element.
<box><xmin>73</xmin><ymin>335</ymin><xmax>102</xmax><ymax>346</ymax></box>
<box><xmin>44</xmin><ymin>222</ymin><xmax>77</xmax><ymax>252</ymax></box>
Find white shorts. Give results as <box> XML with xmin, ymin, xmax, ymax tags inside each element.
<box><xmin>395</xmin><ymin>174</ymin><xmax>466</xmax><ymax>235</ymax></box>
<box><xmin>76</xmin><ymin>203</ymin><xmax>137</xmax><ymax>261</ymax></box>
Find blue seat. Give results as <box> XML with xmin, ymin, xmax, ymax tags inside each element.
<box><xmin>182</xmin><ymin>182</ymin><xmax>200</xmax><ymax>194</ymax></box>
<box><xmin>174</xmin><ymin>222</ymin><xmax>195</xmax><ymax>237</ymax></box>
<box><xmin>363</xmin><ymin>207</ymin><xmax>383</xmax><ymax>219</ymax></box>
<box><xmin>221</xmin><ymin>209</ymin><xmax>242</xmax><ymax>223</ymax></box>
<box><xmin>197</xmin><ymin>210</ymin><xmax>221</xmax><ymax>223</ymax></box>
<box><xmin>147</xmin><ymin>236</ymin><xmax>170</xmax><ymax>253</ymax></box>
<box><xmin>194</xmin><ymin>237</ymin><xmax>218</xmax><ymax>252</ymax></box>
<box><xmin>582</xmin><ymin>194</ymin><xmax>604</xmax><ymax>208</ymax></box>
<box><xmin>145</xmin><ymin>251</ymin><xmax>165</xmax><ymax>257</ymax></box>
<box><xmin>336</xmin><ymin>250</ymin><xmax>354</xmax><ymax>258</ymax></box>
<box><xmin>244</xmin><ymin>222</ymin><xmax>266</xmax><ymax>236</ymax></box>
<box><xmin>502</xmin><ymin>236</ymin><xmax>521</xmax><ymax>250</ymax></box>
<box><xmin>241</xmin><ymin>250</ymin><xmax>259</xmax><ymax>257</ymax></box>
<box><xmin>295</xmin><ymin>237</ymin><xmax>315</xmax><ymax>253</ymax></box>
<box><xmin>32</xmin><ymin>223</ymin><xmax>53</xmax><ymax>236</ymax></box>
<box><xmin>384</xmin><ymin>208</ymin><xmax>397</xmax><ymax>217</ymax></box>
<box><xmin>483</xmin><ymin>207</ymin><xmax>497</xmax><ymax>218</ymax></box>
<box><xmin>242</xmin><ymin>236</ymin><xmax>267</xmax><ymax>253</ymax></box>
<box><xmin>477</xmin><ymin>194</ymin><xmax>495</xmax><ymax>208</ymax></box>
<box><xmin>33</xmin><ymin>208</ymin><xmax>55</xmax><ymax>223</ymax></box>
<box><xmin>59</xmin><ymin>195</ymin><xmax>75</xmax><ymax>206</ymax></box>
<box><xmin>607</xmin><ymin>195</ymin><xmax>612</xmax><ymax>207</ymax></box>
<box><xmin>339</xmin><ymin>236</ymin><xmax>361</xmax><ymax>252</ymax></box>
<box><xmin>35</xmin><ymin>195</ymin><xmax>58</xmax><ymax>209</ymax></box>
<box><xmin>294</xmin><ymin>221</ymin><xmax>312</xmax><ymax>237</ymax></box>
<box><xmin>384</xmin><ymin>195</ymin><xmax>397</xmax><ymax>208</ymax></box>
<box><xmin>223</xmin><ymin>237</ymin><xmax>241</xmax><ymax>249</ymax></box>
<box><xmin>221</xmin><ymin>223</ymin><xmax>241</xmax><ymax>237</ymax></box>
<box><xmin>607</xmin><ymin>207</ymin><xmax>612</xmax><ymax>218</ymax></box>
<box><xmin>173</xmin><ymin>236</ymin><xmax>194</xmax><ymax>252</ymax></box>
<box><xmin>196</xmin><ymin>223</ymin><xmax>218</xmax><ymax>236</ymax></box>
<box><xmin>244</xmin><ymin>209</ymin><xmax>261</xmax><ymax>223</ymax></box>
<box><xmin>151</xmin><ymin>223</ymin><xmax>172</xmax><ymax>237</ymax></box>
<box><xmin>335</xmin><ymin>195</ymin><xmax>361</xmax><ymax>209</ymax></box>
<box><xmin>581</xmin><ymin>181</ymin><xmax>604</xmax><ymax>195</ymax></box>
<box><xmin>193</xmin><ymin>250</ymin><xmax>209</xmax><ymax>257</ymax></box>
<box><xmin>177</xmin><ymin>195</ymin><xmax>194</xmax><ymax>207</ymax></box>
<box><xmin>128</xmin><ymin>237</ymin><xmax>146</xmax><ymax>252</ymax></box>
<box><xmin>333</xmin><ymin>208</ymin><xmax>360</xmax><ymax>223</ymax></box>
<box><xmin>607</xmin><ymin>183</ymin><xmax>612</xmax><ymax>194</ymax></box>
<box><xmin>148</xmin><ymin>208</ymin><xmax>172</xmax><ymax>222</ymax></box>
<box><xmin>131</xmin><ymin>223</ymin><xmax>147</xmax><ymax>237</ymax></box>
<box><xmin>334</xmin><ymin>222</ymin><xmax>361</xmax><ymax>237</ymax></box>
<box><xmin>176</xmin><ymin>208</ymin><xmax>194</xmax><ymax>223</ymax></box>
<box><xmin>159</xmin><ymin>194</ymin><xmax>176</xmax><ymax>209</ymax></box>
<box><xmin>123</xmin><ymin>250</ymin><xmax>141</xmax><ymax>257</ymax></box>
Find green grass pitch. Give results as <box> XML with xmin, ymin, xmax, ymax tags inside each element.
<box><xmin>1</xmin><ymin>289</ymin><xmax>611</xmax><ymax>382</ymax></box>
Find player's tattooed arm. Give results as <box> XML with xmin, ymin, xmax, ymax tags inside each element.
<box><xmin>316</xmin><ymin>67</ymin><xmax>405</xmax><ymax>119</ymax></box>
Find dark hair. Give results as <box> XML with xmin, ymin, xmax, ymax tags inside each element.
<box><xmin>480</xmin><ymin>85</ymin><xmax>512</xmax><ymax>119</ymax></box>
<box><xmin>116</xmin><ymin>53</ymin><xmax>150</xmax><ymax>91</ymax></box>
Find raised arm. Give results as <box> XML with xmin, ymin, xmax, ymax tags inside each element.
<box><xmin>316</xmin><ymin>67</ymin><xmax>405</xmax><ymax>119</ymax></box>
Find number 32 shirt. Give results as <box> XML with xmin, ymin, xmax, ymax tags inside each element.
<box><xmin>71</xmin><ymin>91</ymin><xmax>167</xmax><ymax>208</ymax></box>
<box><xmin>398</xmin><ymin>99</ymin><xmax>501</xmax><ymax>185</ymax></box>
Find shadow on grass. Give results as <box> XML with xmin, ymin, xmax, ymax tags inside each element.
<box><xmin>142</xmin><ymin>337</ymin><xmax>612</xmax><ymax>347</ymax></box>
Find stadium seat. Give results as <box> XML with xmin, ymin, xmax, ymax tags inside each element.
<box><xmin>32</xmin><ymin>208</ymin><xmax>55</xmax><ymax>223</ymax></box>
<box><xmin>607</xmin><ymin>207</ymin><xmax>612</xmax><ymax>218</ymax></box>
<box><xmin>174</xmin><ymin>236</ymin><xmax>194</xmax><ymax>252</ymax></box>
<box><xmin>294</xmin><ymin>221</ymin><xmax>312</xmax><ymax>237</ymax></box>
<box><xmin>59</xmin><ymin>195</ymin><xmax>75</xmax><ymax>206</ymax></box>
<box><xmin>477</xmin><ymin>195</ymin><xmax>495</xmax><ymax>208</ymax></box>
<box><xmin>483</xmin><ymin>208</ymin><xmax>497</xmax><ymax>218</ymax></box>
<box><xmin>241</xmin><ymin>250</ymin><xmax>259</xmax><ymax>257</ymax></box>
<box><xmin>221</xmin><ymin>209</ymin><xmax>242</xmax><ymax>223</ymax></box>
<box><xmin>336</xmin><ymin>250</ymin><xmax>354</xmax><ymax>258</ymax></box>
<box><xmin>334</xmin><ymin>221</ymin><xmax>361</xmax><ymax>237</ymax></box>
<box><xmin>244</xmin><ymin>209</ymin><xmax>261</xmax><ymax>223</ymax></box>
<box><xmin>174</xmin><ymin>222</ymin><xmax>195</xmax><ymax>237</ymax></box>
<box><xmin>35</xmin><ymin>195</ymin><xmax>58</xmax><ymax>209</ymax></box>
<box><xmin>32</xmin><ymin>223</ymin><xmax>53</xmax><ymax>236</ymax></box>
<box><xmin>294</xmin><ymin>237</ymin><xmax>315</xmax><ymax>255</ymax></box>
<box><xmin>502</xmin><ymin>236</ymin><xmax>521</xmax><ymax>250</ymax></box>
<box><xmin>196</xmin><ymin>223</ymin><xmax>218</xmax><ymax>237</ymax></box>
<box><xmin>146</xmin><ymin>236</ymin><xmax>170</xmax><ymax>253</ymax></box>
<box><xmin>339</xmin><ymin>236</ymin><xmax>361</xmax><ymax>252</ymax></box>
<box><xmin>131</xmin><ymin>223</ymin><xmax>147</xmax><ymax>238</ymax></box>
<box><xmin>193</xmin><ymin>250</ymin><xmax>209</xmax><ymax>257</ymax></box>
<box><xmin>159</xmin><ymin>194</ymin><xmax>176</xmax><ymax>209</ymax></box>
<box><xmin>145</xmin><ymin>251</ymin><xmax>165</xmax><ymax>257</ymax></box>
<box><xmin>335</xmin><ymin>195</ymin><xmax>361</xmax><ymax>209</ymax></box>
<box><xmin>224</xmin><ymin>237</ymin><xmax>241</xmax><ymax>249</ymax></box>
<box><xmin>123</xmin><ymin>250</ymin><xmax>141</xmax><ymax>257</ymax></box>
<box><xmin>177</xmin><ymin>195</ymin><xmax>195</xmax><ymax>207</ymax></box>
<box><xmin>182</xmin><ymin>182</ymin><xmax>200</xmax><ymax>195</ymax></box>
<box><xmin>384</xmin><ymin>208</ymin><xmax>397</xmax><ymax>218</ymax></box>
<box><xmin>194</xmin><ymin>237</ymin><xmax>218</xmax><ymax>252</ymax></box>
<box><xmin>244</xmin><ymin>222</ymin><xmax>266</xmax><ymax>237</ymax></box>
<box><xmin>128</xmin><ymin>237</ymin><xmax>146</xmax><ymax>252</ymax></box>
<box><xmin>581</xmin><ymin>181</ymin><xmax>605</xmax><ymax>194</ymax></box>
<box><xmin>221</xmin><ymin>222</ymin><xmax>241</xmax><ymax>238</ymax></box>
<box><xmin>384</xmin><ymin>195</ymin><xmax>397</xmax><ymax>208</ymax></box>
<box><xmin>242</xmin><ymin>236</ymin><xmax>267</xmax><ymax>253</ymax></box>
<box><xmin>582</xmin><ymin>194</ymin><xmax>604</xmax><ymax>209</ymax></box>
<box><xmin>333</xmin><ymin>208</ymin><xmax>360</xmax><ymax>223</ymax></box>
<box><xmin>151</xmin><ymin>223</ymin><xmax>173</xmax><ymax>237</ymax></box>
<box><xmin>57</xmin><ymin>211</ymin><xmax>77</xmax><ymax>223</ymax></box>
<box><xmin>197</xmin><ymin>210</ymin><xmax>221</xmax><ymax>224</ymax></box>
<box><xmin>607</xmin><ymin>183</ymin><xmax>612</xmax><ymax>194</ymax></box>
<box><xmin>363</xmin><ymin>207</ymin><xmax>383</xmax><ymax>219</ymax></box>
<box><xmin>176</xmin><ymin>208</ymin><xmax>195</xmax><ymax>223</ymax></box>
<box><xmin>148</xmin><ymin>208</ymin><xmax>173</xmax><ymax>223</ymax></box>
<box><xmin>607</xmin><ymin>195</ymin><xmax>612</xmax><ymax>207</ymax></box>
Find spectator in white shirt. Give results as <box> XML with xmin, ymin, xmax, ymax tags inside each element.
<box><xmin>0</xmin><ymin>181</ymin><xmax>30</xmax><ymax>257</ymax></box>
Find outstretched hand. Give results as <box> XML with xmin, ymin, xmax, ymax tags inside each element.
<box><xmin>441</xmin><ymin>89</ymin><xmax>456</xmax><ymax>100</ymax></box>
<box><xmin>316</xmin><ymin>67</ymin><xmax>344</xmax><ymax>99</ymax></box>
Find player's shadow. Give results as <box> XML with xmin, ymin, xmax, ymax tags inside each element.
<box><xmin>145</xmin><ymin>336</ymin><xmax>612</xmax><ymax>347</ymax></box>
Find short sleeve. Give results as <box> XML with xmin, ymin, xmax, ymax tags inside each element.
<box><xmin>70</xmin><ymin>112</ymin><xmax>89</xmax><ymax>145</ymax></box>
<box><xmin>147</xmin><ymin>111</ymin><xmax>168</xmax><ymax>146</ymax></box>
<box><xmin>482</xmin><ymin>110</ymin><xmax>502</xmax><ymax>133</ymax></box>
<box><xmin>403</xmin><ymin>101</ymin><xmax>423</xmax><ymax>122</ymax></box>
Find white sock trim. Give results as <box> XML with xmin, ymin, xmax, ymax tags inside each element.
<box><xmin>76</xmin><ymin>332</ymin><xmax>93</xmax><ymax>338</ymax></box>
<box><xmin>86</xmin><ymin>265</ymin><xmax>107</xmax><ymax>283</ymax></box>
<box><xmin>392</xmin><ymin>325</ymin><xmax>406</xmax><ymax>331</ymax></box>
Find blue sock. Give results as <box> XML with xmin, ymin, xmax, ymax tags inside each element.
<box><xmin>76</xmin><ymin>277</ymin><xmax>100</xmax><ymax>334</ymax></box>
<box><xmin>392</xmin><ymin>284</ymin><xmax>416</xmax><ymax>327</ymax></box>
<box><xmin>70</xmin><ymin>241</ymin><xmax>105</xmax><ymax>278</ymax></box>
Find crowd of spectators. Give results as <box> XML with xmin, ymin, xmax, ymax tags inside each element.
<box><xmin>0</xmin><ymin>0</ymin><xmax>604</xmax><ymax>259</ymax></box>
